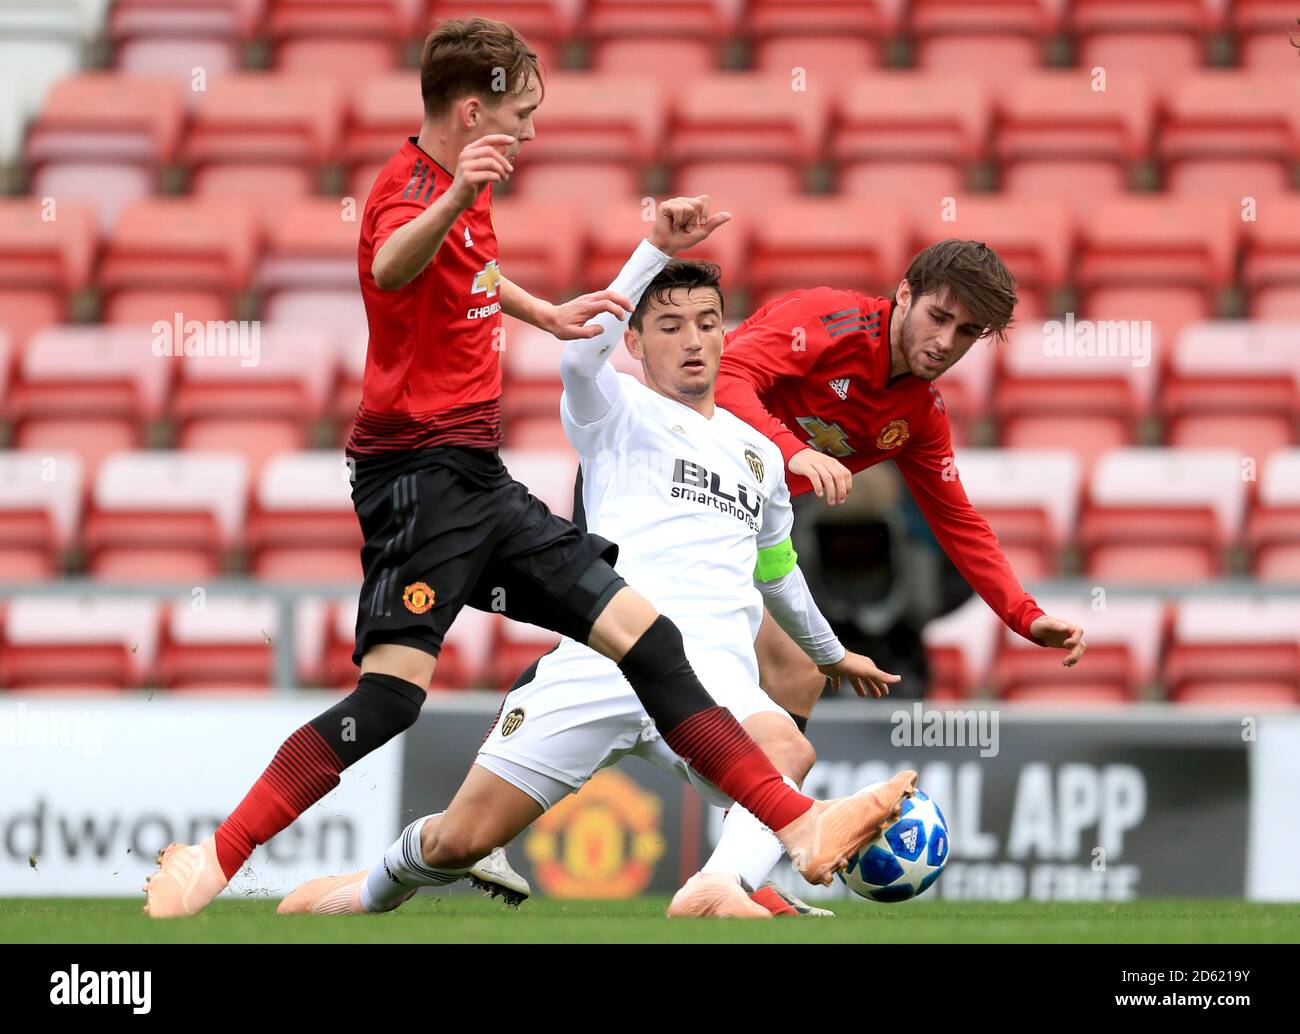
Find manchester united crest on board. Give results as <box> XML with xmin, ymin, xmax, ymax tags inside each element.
<box><xmin>743</xmin><ymin>448</ymin><xmax>765</xmax><ymax>483</ymax></box>
<box><xmin>876</xmin><ymin>418</ymin><xmax>910</xmax><ymax>450</ymax></box>
<box><xmin>402</xmin><ymin>581</ymin><xmax>435</xmax><ymax>614</ymax></box>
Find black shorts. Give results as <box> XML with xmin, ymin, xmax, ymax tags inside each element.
<box><xmin>349</xmin><ymin>446</ymin><xmax>622</xmax><ymax>666</ymax></box>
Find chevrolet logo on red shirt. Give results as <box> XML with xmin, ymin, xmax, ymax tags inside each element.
<box><xmin>796</xmin><ymin>416</ymin><xmax>854</xmax><ymax>457</ymax></box>
<box><xmin>472</xmin><ymin>259</ymin><xmax>502</xmax><ymax>298</ymax></box>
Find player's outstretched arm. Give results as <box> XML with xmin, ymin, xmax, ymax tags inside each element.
<box><xmin>1029</xmin><ymin>614</ymin><xmax>1087</xmax><ymax>667</ymax></box>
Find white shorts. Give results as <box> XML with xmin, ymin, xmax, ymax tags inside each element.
<box><xmin>476</xmin><ymin>638</ymin><xmax>792</xmax><ymax>810</ymax></box>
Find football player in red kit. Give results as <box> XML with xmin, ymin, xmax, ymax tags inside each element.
<box><xmin>714</xmin><ymin>240</ymin><xmax>1088</xmax><ymax>728</ymax></box>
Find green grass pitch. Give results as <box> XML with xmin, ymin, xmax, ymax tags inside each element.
<box><xmin>2</xmin><ymin>896</ymin><xmax>1297</xmax><ymax>944</ymax></box>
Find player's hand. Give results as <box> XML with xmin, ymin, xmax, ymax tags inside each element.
<box><xmin>447</xmin><ymin>134</ymin><xmax>516</xmax><ymax>210</ymax></box>
<box><xmin>788</xmin><ymin>448</ymin><xmax>852</xmax><ymax>506</ymax></box>
<box><xmin>1029</xmin><ymin>614</ymin><xmax>1087</xmax><ymax>667</ymax></box>
<box><xmin>545</xmin><ymin>290</ymin><xmax>634</xmax><ymax>340</ymax></box>
<box><xmin>648</xmin><ymin>195</ymin><xmax>732</xmax><ymax>256</ymax></box>
<box><xmin>818</xmin><ymin>651</ymin><xmax>901</xmax><ymax>699</ymax></box>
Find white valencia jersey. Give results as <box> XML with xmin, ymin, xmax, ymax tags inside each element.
<box><xmin>562</xmin><ymin>372</ymin><xmax>793</xmax><ymax>687</ymax></box>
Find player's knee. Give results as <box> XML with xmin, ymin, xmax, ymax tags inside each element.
<box><xmin>423</xmin><ymin>823</ymin><xmax>493</xmax><ymax>870</ymax></box>
<box><xmin>773</xmin><ymin>724</ymin><xmax>816</xmax><ymax>784</ymax></box>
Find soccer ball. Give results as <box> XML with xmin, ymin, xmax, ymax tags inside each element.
<box><xmin>839</xmin><ymin>786</ymin><xmax>950</xmax><ymax>903</ymax></box>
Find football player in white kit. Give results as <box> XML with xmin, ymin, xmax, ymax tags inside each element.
<box><xmin>280</xmin><ymin>197</ymin><xmax>914</xmax><ymax>919</ymax></box>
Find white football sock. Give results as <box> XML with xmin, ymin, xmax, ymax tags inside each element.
<box><xmin>359</xmin><ymin>813</ymin><xmax>469</xmax><ymax>913</ymax></box>
<box><xmin>700</xmin><ymin>776</ymin><xmax>796</xmax><ymax>892</ymax></box>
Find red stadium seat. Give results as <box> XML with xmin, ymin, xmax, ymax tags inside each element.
<box><xmin>100</xmin><ymin>198</ymin><xmax>261</xmax><ymax>305</ymax></box>
<box><xmin>834</xmin><ymin>74</ymin><xmax>990</xmax><ymax>201</ymax></box>
<box><xmin>505</xmin><ymin>414</ymin><xmax>572</xmax><ymax>451</ymax></box>
<box><xmin>1241</xmin><ymin>195</ymin><xmax>1300</xmax><ymax>319</ymax></box>
<box><xmin>500</xmin><ymin>316</ymin><xmax>563</xmax><ymax>420</ymax></box>
<box><xmin>580</xmin><ymin>198</ymin><xmax>751</xmax><ymax>293</ymax></box>
<box><xmin>13</xmin><ymin>419</ymin><xmax>140</xmax><ymax>499</ymax></box>
<box><xmin>950</xmin><ymin>448</ymin><xmax>1083</xmax><ymax>579</ymax></box>
<box><xmin>909</xmin><ymin>0</ymin><xmax>1054</xmax><ymax>76</ymax></box>
<box><xmin>668</xmin><ymin>75</ymin><xmax>829</xmax><ymax>206</ymax></box>
<box><xmin>156</xmin><ymin>595</ymin><xmax>278</xmax><ymax>690</ymax></box>
<box><xmin>744</xmin><ymin>1</ymin><xmax>888</xmax><ymax>76</ymax></box>
<box><xmin>183</xmin><ymin>74</ymin><xmax>345</xmax><ymax>214</ymax></box>
<box><xmin>1081</xmin><ymin>448</ymin><xmax>1247</xmax><ymax>582</ymax></box>
<box><xmin>1077</xmin><ymin>196</ymin><xmax>1240</xmax><ymax>347</ymax></box>
<box><xmin>990</xmin><ymin>594</ymin><xmax>1165</xmax><ymax>701</ymax></box>
<box><xmin>1000</xmin><ymin>684</ymin><xmax>1134</xmax><ymax>706</ymax></box>
<box><xmin>0</xmin><ymin>199</ymin><xmax>96</xmax><ymax>346</ymax></box>
<box><xmin>908</xmin><ymin>195</ymin><xmax>1073</xmax><ymax>319</ymax></box>
<box><xmin>266</xmin><ymin>0</ymin><xmax>406</xmax><ymax>79</ymax></box>
<box><xmin>1231</xmin><ymin>0</ymin><xmax>1300</xmax><ymax>71</ymax></box>
<box><xmin>1071</xmin><ymin>0</ymin><xmax>1214</xmax><ymax>75</ymax></box>
<box><xmin>343</xmin><ymin>72</ymin><xmax>421</xmax><ymax>197</ymax></box>
<box><xmin>84</xmin><ymin>450</ymin><xmax>250</xmax><ymax>581</ymax></box>
<box><xmin>490</xmin><ymin>198</ymin><xmax>584</xmax><ymax>300</ymax></box>
<box><xmin>24</xmin><ymin>75</ymin><xmax>186</xmax><ymax>232</ymax></box>
<box><xmin>585</xmin><ymin>1</ymin><xmax>731</xmax><ymax>85</ymax></box>
<box><xmin>1159</xmin><ymin>72</ymin><xmax>1300</xmax><ymax>198</ymax></box>
<box><xmin>246</xmin><ymin>450</ymin><xmax>362</xmax><ymax>582</ymax></box>
<box><xmin>994</xmin><ymin>71</ymin><xmax>1154</xmax><ymax>211</ymax></box>
<box><xmin>1</xmin><ymin>595</ymin><xmax>160</xmax><ymax>690</ymax></box>
<box><xmin>489</xmin><ymin>616</ymin><xmax>560</xmax><ymax>691</ymax></box>
<box><xmin>505</xmin><ymin>74</ymin><xmax>664</xmax><ymax>201</ymax></box>
<box><xmin>0</xmin><ymin>450</ymin><xmax>83</xmax><ymax>581</ymax></box>
<box><xmin>257</xmin><ymin>198</ymin><xmax>366</xmax><ymax>329</ymax></box>
<box><xmin>1164</xmin><ymin>322</ymin><xmax>1299</xmax><ymax>459</ymax></box>
<box><xmin>921</xmin><ymin>594</ymin><xmax>1001</xmax><ymax>699</ymax></box>
<box><xmin>1249</xmin><ymin>449</ymin><xmax>1300</xmax><ymax>582</ymax></box>
<box><xmin>109</xmin><ymin>0</ymin><xmax>258</xmax><ymax>78</ymax></box>
<box><xmin>499</xmin><ymin>447</ymin><xmax>577</xmax><ymax>520</ymax></box>
<box><xmin>1164</xmin><ymin>595</ymin><xmax>1300</xmax><ymax>705</ymax></box>
<box><xmin>748</xmin><ymin>197</ymin><xmax>908</xmax><ymax>304</ymax></box>
<box><xmin>335</xmin><ymin>324</ymin><xmax>366</xmax><ymax>430</ymax></box>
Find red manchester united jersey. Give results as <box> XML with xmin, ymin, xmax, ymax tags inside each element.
<box><xmin>349</xmin><ymin>138</ymin><xmax>504</xmax><ymax>457</ymax></box>
<box><xmin>715</xmin><ymin>286</ymin><xmax>1044</xmax><ymax>641</ymax></box>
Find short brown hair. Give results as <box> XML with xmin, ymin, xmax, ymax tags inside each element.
<box><xmin>420</xmin><ymin>17</ymin><xmax>542</xmax><ymax>118</ymax></box>
<box><xmin>630</xmin><ymin>260</ymin><xmax>725</xmax><ymax>331</ymax></box>
<box><xmin>897</xmin><ymin>239</ymin><xmax>1018</xmax><ymax>343</ymax></box>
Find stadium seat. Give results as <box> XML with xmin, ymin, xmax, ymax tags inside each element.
<box><xmin>266</xmin><ymin>0</ymin><xmax>407</xmax><ymax>80</ymax></box>
<box><xmin>907</xmin><ymin>195</ymin><xmax>1073</xmax><ymax>319</ymax></box>
<box><xmin>1076</xmin><ymin>196</ymin><xmax>1241</xmax><ymax>347</ymax></box>
<box><xmin>1070</xmin><ymin>0</ymin><xmax>1214</xmax><ymax>75</ymax></box>
<box><xmin>1080</xmin><ymin>448</ymin><xmax>1247</xmax><ymax>582</ymax></box>
<box><xmin>335</xmin><ymin>324</ymin><xmax>366</xmax><ymax>433</ymax></box>
<box><xmin>990</xmin><ymin>593</ymin><xmax>1165</xmax><ymax>701</ymax></box>
<box><xmin>1</xmin><ymin>595</ymin><xmax>160</xmax><ymax>690</ymax></box>
<box><xmin>499</xmin><ymin>447</ymin><xmax>577</xmax><ymax>520</ymax></box>
<box><xmin>930</xmin><ymin>336</ymin><xmax>995</xmax><ymax>446</ymax></box>
<box><xmin>100</xmin><ymin>198</ymin><xmax>261</xmax><ymax>319</ymax></box>
<box><xmin>246</xmin><ymin>450</ymin><xmax>362</xmax><ymax>582</ymax></box>
<box><xmin>999</xmin><ymin>684</ymin><xmax>1135</xmax><ymax>706</ymax></box>
<box><xmin>156</xmin><ymin>594</ymin><xmax>278</xmax><ymax>690</ymax></box>
<box><xmin>748</xmin><ymin>197</ymin><xmax>908</xmax><ymax>303</ymax></box>
<box><xmin>744</xmin><ymin>1</ymin><xmax>887</xmax><ymax>77</ymax></box>
<box><xmin>920</xmin><ymin>593</ymin><xmax>1001</xmax><ymax>699</ymax></box>
<box><xmin>1159</xmin><ymin>72</ymin><xmax>1300</xmax><ymax>198</ymax></box>
<box><xmin>585</xmin><ymin>1</ymin><xmax>731</xmax><ymax>85</ymax></box>
<box><xmin>1249</xmin><ymin>449</ymin><xmax>1300</xmax><ymax>582</ymax></box>
<box><xmin>84</xmin><ymin>450</ymin><xmax>249</xmax><ymax>581</ymax></box>
<box><xmin>0</xmin><ymin>2</ymin><xmax>86</xmax><ymax>140</ymax></box>
<box><xmin>0</xmin><ymin>200</ymin><xmax>96</xmax><ymax>346</ymax></box>
<box><xmin>23</xmin><ymin>75</ymin><xmax>186</xmax><ymax>233</ymax></box>
<box><xmin>668</xmin><ymin>75</ymin><xmax>829</xmax><ymax>207</ymax></box>
<box><xmin>994</xmin><ymin>71</ymin><xmax>1154</xmax><ymax>209</ymax></box>
<box><xmin>342</xmin><ymin>72</ymin><xmax>421</xmax><ymax>199</ymax></box>
<box><xmin>504</xmin><ymin>74</ymin><xmax>664</xmax><ymax>201</ymax></box>
<box><xmin>109</xmin><ymin>0</ymin><xmax>258</xmax><ymax>78</ymax></box>
<box><xmin>580</xmin><ymin>197</ymin><xmax>751</xmax><ymax>293</ymax></box>
<box><xmin>1241</xmin><ymin>195</ymin><xmax>1300</xmax><ymax>320</ymax></box>
<box><xmin>490</xmin><ymin>198</ymin><xmax>584</xmax><ymax>300</ymax></box>
<box><xmin>1163</xmin><ymin>322</ymin><xmax>1299</xmax><ymax>460</ymax></box>
<box><xmin>500</xmin><ymin>316</ymin><xmax>563</xmax><ymax>420</ymax></box>
<box><xmin>909</xmin><ymin>0</ymin><xmax>1054</xmax><ymax>76</ymax></box>
<box><xmin>950</xmin><ymin>449</ymin><xmax>1082</xmax><ymax>579</ymax></box>
<box><xmin>504</xmin><ymin>413</ymin><xmax>572</xmax><ymax>451</ymax></box>
<box><xmin>489</xmin><ymin>616</ymin><xmax>559</xmax><ymax>691</ymax></box>
<box><xmin>1231</xmin><ymin>0</ymin><xmax>1300</xmax><ymax>71</ymax></box>
<box><xmin>833</xmin><ymin>74</ymin><xmax>990</xmax><ymax>201</ymax></box>
<box><xmin>0</xmin><ymin>450</ymin><xmax>83</xmax><ymax>581</ymax></box>
<box><xmin>1164</xmin><ymin>595</ymin><xmax>1300</xmax><ymax>706</ymax></box>
<box><xmin>183</xmin><ymin>75</ymin><xmax>345</xmax><ymax>213</ymax></box>
<box><xmin>257</xmin><ymin>198</ymin><xmax>366</xmax><ymax>328</ymax></box>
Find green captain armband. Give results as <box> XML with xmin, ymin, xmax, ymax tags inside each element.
<box><xmin>754</xmin><ymin>536</ymin><xmax>798</xmax><ymax>582</ymax></box>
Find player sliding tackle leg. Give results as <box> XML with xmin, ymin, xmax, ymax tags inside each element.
<box><xmin>281</xmin><ymin>196</ymin><xmax>914</xmax><ymax>919</ymax></box>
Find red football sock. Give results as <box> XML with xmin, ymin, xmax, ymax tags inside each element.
<box><xmin>213</xmin><ymin>725</ymin><xmax>344</xmax><ymax>880</ymax></box>
<box><xmin>661</xmin><ymin>706</ymin><xmax>812</xmax><ymax>832</ymax></box>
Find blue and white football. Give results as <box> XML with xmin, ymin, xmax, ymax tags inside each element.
<box><xmin>839</xmin><ymin>787</ymin><xmax>950</xmax><ymax>903</ymax></box>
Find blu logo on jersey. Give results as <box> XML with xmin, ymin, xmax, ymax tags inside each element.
<box><xmin>671</xmin><ymin>458</ymin><xmax>762</xmax><ymax>529</ymax></box>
